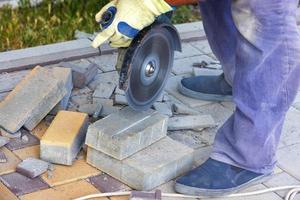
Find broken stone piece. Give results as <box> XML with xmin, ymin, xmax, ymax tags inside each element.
<box><xmin>0</xmin><ymin>129</ymin><xmax>21</xmax><ymax>139</ymax></box>
<box><xmin>16</xmin><ymin>158</ymin><xmax>49</xmax><ymax>178</ymax></box>
<box><xmin>41</xmin><ymin>111</ymin><xmax>89</xmax><ymax>165</ymax></box>
<box><xmin>114</xmin><ymin>94</ymin><xmax>128</xmax><ymax>105</ymax></box>
<box><xmin>93</xmin><ymin>82</ymin><xmax>116</xmax><ymax>99</ymax></box>
<box><xmin>5</xmin><ymin>129</ymin><xmax>40</xmax><ymax>151</ymax></box>
<box><xmin>78</xmin><ymin>103</ymin><xmax>103</xmax><ymax>116</ymax></box>
<box><xmin>153</xmin><ymin>102</ymin><xmax>173</xmax><ymax>117</ymax></box>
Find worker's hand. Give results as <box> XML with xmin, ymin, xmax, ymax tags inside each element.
<box><xmin>92</xmin><ymin>0</ymin><xmax>172</xmax><ymax>48</ymax></box>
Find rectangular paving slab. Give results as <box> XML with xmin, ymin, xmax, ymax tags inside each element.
<box><xmin>0</xmin><ymin>172</ymin><xmax>49</xmax><ymax>196</ymax></box>
<box><xmin>168</xmin><ymin>115</ymin><xmax>216</xmax><ymax>131</ymax></box>
<box><xmin>16</xmin><ymin>158</ymin><xmax>49</xmax><ymax>178</ymax></box>
<box><xmin>85</xmin><ymin>107</ymin><xmax>168</xmax><ymax>160</ymax></box>
<box><xmin>41</xmin><ymin>111</ymin><xmax>89</xmax><ymax>165</ymax></box>
<box><xmin>0</xmin><ymin>66</ymin><xmax>67</xmax><ymax>133</ymax></box>
<box><xmin>87</xmin><ymin>137</ymin><xmax>194</xmax><ymax>190</ymax></box>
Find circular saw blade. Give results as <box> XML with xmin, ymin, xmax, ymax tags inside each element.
<box><xmin>121</xmin><ymin>24</ymin><xmax>175</xmax><ymax>111</ymax></box>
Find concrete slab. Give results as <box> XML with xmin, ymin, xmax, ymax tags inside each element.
<box><xmin>5</xmin><ymin>129</ymin><xmax>39</xmax><ymax>151</ymax></box>
<box><xmin>87</xmin><ymin>137</ymin><xmax>194</xmax><ymax>190</ymax></box>
<box><xmin>93</xmin><ymin>82</ymin><xmax>116</xmax><ymax>99</ymax></box>
<box><xmin>16</xmin><ymin>158</ymin><xmax>49</xmax><ymax>178</ymax></box>
<box><xmin>88</xmin><ymin>71</ymin><xmax>119</xmax><ymax>90</ymax></box>
<box><xmin>88</xmin><ymin>53</ymin><xmax>118</xmax><ymax>72</ymax></box>
<box><xmin>0</xmin><ymin>147</ymin><xmax>21</xmax><ymax>175</ymax></box>
<box><xmin>86</xmin><ymin>107</ymin><xmax>168</xmax><ymax>160</ymax></box>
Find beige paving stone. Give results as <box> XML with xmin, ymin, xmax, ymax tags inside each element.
<box><xmin>86</xmin><ymin>107</ymin><xmax>168</xmax><ymax>160</ymax></box>
<box><xmin>20</xmin><ymin>180</ymin><xmax>108</xmax><ymax>200</ymax></box>
<box><xmin>13</xmin><ymin>145</ymin><xmax>40</xmax><ymax>160</ymax></box>
<box><xmin>41</xmin><ymin>159</ymin><xmax>101</xmax><ymax>187</ymax></box>
<box><xmin>87</xmin><ymin>137</ymin><xmax>194</xmax><ymax>190</ymax></box>
<box><xmin>0</xmin><ymin>181</ymin><xmax>18</xmax><ymax>200</ymax></box>
<box><xmin>0</xmin><ymin>147</ymin><xmax>21</xmax><ymax>175</ymax></box>
<box><xmin>31</xmin><ymin>120</ymin><xmax>49</xmax><ymax>140</ymax></box>
<box><xmin>41</xmin><ymin>111</ymin><xmax>89</xmax><ymax>165</ymax></box>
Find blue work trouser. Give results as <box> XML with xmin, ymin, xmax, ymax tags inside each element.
<box><xmin>200</xmin><ymin>0</ymin><xmax>300</xmax><ymax>174</ymax></box>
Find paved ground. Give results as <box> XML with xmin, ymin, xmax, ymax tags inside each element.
<box><xmin>0</xmin><ymin>24</ymin><xmax>300</xmax><ymax>200</ymax></box>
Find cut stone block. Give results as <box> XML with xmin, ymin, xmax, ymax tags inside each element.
<box><xmin>50</xmin><ymin>67</ymin><xmax>73</xmax><ymax>114</ymax></box>
<box><xmin>0</xmin><ymin>136</ymin><xmax>10</xmax><ymax>147</ymax></box>
<box><xmin>93</xmin><ymin>82</ymin><xmax>116</xmax><ymax>99</ymax></box>
<box><xmin>5</xmin><ymin>129</ymin><xmax>39</xmax><ymax>151</ymax></box>
<box><xmin>168</xmin><ymin>115</ymin><xmax>216</xmax><ymax>131</ymax></box>
<box><xmin>0</xmin><ymin>150</ymin><xmax>7</xmax><ymax>163</ymax></box>
<box><xmin>16</xmin><ymin>158</ymin><xmax>49</xmax><ymax>178</ymax></box>
<box><xmin>114</xmin><ymin>94</ymin><xmax>128</xmax><ymax>105</ymax></box>
<box><xmin>41</xmin><ymin>111</ymin><xmax>89</xmax><ymax>165</ymax></box>
<box><xmin>0</xmin><ymin>147</ymin><xmax>21</xmax><ymax>175</ymax></box>
<box><xmin>0</xmin><ymin>172</ymin><xmax>49</xmax><ymax>196</ymax></box>
<box><xmin>89</xmin><ymin>71</ymin><xmax>119</xmax><ymax>90</ymax></box>
<box><xmin>0</xmin><ymin>70</ymin><xmax>29</xmax><ymax>93</ymax></box>
<box><xmin>41</xmin><ymin>159</ymin><xmax>101</xmax><ymax>187</ymax></box>
<box><xmin>85</xmin><ymin>107</ymin><xmax>168</xmax><ymax>160</ymax></box>
<box><xmin>89</xmin><ymin>174</ymin><xmax>131</xmax><ymax>193</ymax></box>
<box><xmin>87</xmin><ymin>137</ymin><xmax>194</xmax><ymax>190</ymax></box>
<box><xmin>78</xmin><ymin>103</ymin><xmax>103</xmax><ymax>116</ymax></box>
<box><xmin>13</xmin><ymin>145</ymin><xmax>40</xmax><ymax>160</ymax></box>
<box><xmin>0</xmin><ymin>66</ymin><xmax>67</xmax><ymax>133</ymax></box>
<box><xmin>60</xmin><ymin>59</ymin><xmax>98</xmax><ymax>89</ymax></box>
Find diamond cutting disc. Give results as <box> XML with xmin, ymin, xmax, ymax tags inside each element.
<box><xmin>120</xmin><ymin>24</ymin><xmax>176</xmax><ymax>111</ymax></box>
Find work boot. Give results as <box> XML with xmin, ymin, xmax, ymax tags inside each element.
<box><xmin>178</xmin><ymin>74</ymin><xmax>233</xmax><ymax>102</ymax></box>
<box><xmin>175</xmin><ymin>158</ymin><xmax>271</xmax><ymax>197</ymax></box>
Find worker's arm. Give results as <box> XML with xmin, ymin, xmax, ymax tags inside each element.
<box><xmin>92</xmin><ymin>0</ymin><xmax>172</xmax><ymax>48</ymax></box>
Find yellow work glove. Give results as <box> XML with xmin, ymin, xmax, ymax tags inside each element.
<box><xmin>92</xmin><ymin>0</ymin><xmax>172</xmax><ymax>48</ymax></box>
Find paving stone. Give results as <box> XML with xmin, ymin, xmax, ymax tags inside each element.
<box><xmin>0</xmin><ymin>181</ymin><xmax>18</xmax><ymax>200</ymax></box>
<box><xmin>263</xmin><ymin>172</ymin><xmax>300</xmax><ymax>198</ymax></box>
<box><xmin>115</xmin><ymin>87</ymin><xmax>125</xmax><ymax>95</ymax></box>
<box><xmin>0</xmin><ymin>70</ymin><xmax>29</xmax><ymax>93</ymax></box>
<box><xmin>31</xmin><ymin>121</ymin><xmax>49</xmax><ymax>140</ymax></box>
<box><xmin>20</xmin><ymin>180</ymin><xmax>107</xmax><ymax>200</ymax></box>
<box><xmin>5</xmin><ymin>129</ymin><xmax>39</xmax><ymax>151</ymax></box>
<box><xmin>172</xmin><ymin>103</ymin><xmax>199</xmax><ymax>115</ymax></box>
<box><xmin>193</xmin><ymin>68</ymin><xmax>223</xmax><ymax>77</ymax></box>
<box><xmin>114</xmin><ymin>94</ymin><xmax>128</xmax><ymax>105</ymax></box>
<box><xmin>72</xmin><ymin>87</ymin><xmax>93</xmax><ymax>96</ymax></box>
<box><xmin>0</xmin><ymin>172</ymin><xmax>49</xmax><ymax>196</ymax></box>
<box><xmin>41</xmin><ymin>111</ymin><xmax>89</xmax><ymax>165</ymax></box>
<box><xmin>60</xmin><ymin>59</ymin><xmax>98</xmax><ymax>89</ymax></box>
<box><xmin>89</xmin><ymin>174</ymin><xmax>131</xmax><ymax>193</ymax></box>
<box><xmin>173</xmin><ymin>55</ymin><xmax>219</xmax><ymax>75</ymax></box>
<box><xmin>70</xmin><ymin>93</ymin><xmax>92</xmax><ymax>107</ymax></box>
<box><xmin>93</xmin><ymin>98</ymin><xmax>114</xmax><ymax>107</ymax></box>
<box><xmin>0</xmin><ymin>150</ymin><xmax>7</xmax><ymax>163</ymax></box>
<box><xmin>168</xmin><ymin>115</ymin><xmax>216</xmax><ymax>131</ymax></box>
<box><xmin>202</xmin><ymin>184</ymin><xmax>282</xmax><ymax>200</ymax></box>
<box><xmin>174</xmin><ymin>43</ymin><xmax>203</xmax><ymax>60</ymax></box>
<box><xmin>165</xmin><ymin>75</ymin><xmax>212</xmax><ymax>108</ymax></box>
<box><xmin>153</xmin><ymin>102</ymin><xmax>173</xmax><ymax>117</ymax></box>
<box><xmin>277</xmin><ymin>143</ymin><xmax>300</xmax><ymax>180</ymax></box>
<box><xmin>0</xmin><ymin>66</ymin><xmax>67</xmax><ymax>133</ymax></box>
<box><xmin>78</xmin><ymin>103</ymin><xmax>103</xmax><ymax>116</ymax></box>
<box><xmin>87</xmin><ymin>137</ymin><xmax>194</xmax><ymax>190</ymax></box>
<box><xmin>93</xmin><ymin>82</ymin><xmax>116</xmax><ymax>99</ymax></box>
<box><xmin>41</xmin><ymin>159</ymin><xmax>101</xmax><ymax>187</ymax></box>
<box><xmin>195</xmin><ymin>103</ymin><xmax>233</xmax><ymax>125</ymax></box>
<box><xmin>168</xmin><ymin>130</ymin><xmax>208</xmax><ymax>149</ymax></box>
<box><xmin>279</xmin><ymin>107</ymin><xmax>300</xmax><ymax>148</ymax></box>
<box><xmin>0</xmin><ymin>147</ymin><xmax>21</xmax><ymax>175</ymax></box>
<box><xmin>13</xmin><ymin>145</ymin><xmax>40</xmax><ymax>160</ymax></box>
<box><xmin>86</xmin><ymin>107</ymin><xmax>168</xmax><ymax>160</ymax></box>
<box><xmin>50</xmin><ymin>67</ymin><xmax>73</xmax><ymax>114</ymax></box>
<box><xmin>16</xmin><ymin>158</ymin><xmax>49</xmax><ymax>178</ymax></box>
<box><xmin>0</xmin><ymin>135</ymin><xmax>10</xmax><ymax>147</ymax></box>
<box><xmin>88</xmin><ymin>71</ymin><xmax>120</xmax><ymax>90</ymax></box>
<box><xmin>190</xmin><ymin>40</ymin><xmax>213</xmax><ymax>55</ymax></box>
<box><xmin>0</xmin><ymin>129</ymin><xmax>22</xmax><ymax>139</ymax></box>
<box><xmin>88</xmin><ymin>53</ymin><xmax>118</xmax><ymax>72</ymax></box>
<box><xmin>100</xmin><ymin>104</ymin><xmax>122</xmax><ymax>118</ymax></box>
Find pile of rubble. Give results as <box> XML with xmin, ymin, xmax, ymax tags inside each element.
<box><xmin>0</xmin><ymin>57</ymin><xmax>217</xmax><ymax>191</ymax></box>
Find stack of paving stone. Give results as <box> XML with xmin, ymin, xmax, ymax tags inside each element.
<box><xmin>85</xmin><ymin>106</ymin><xmax>195</xmax><ymax>190</ymax></box>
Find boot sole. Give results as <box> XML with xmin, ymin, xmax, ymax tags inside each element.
<box><xmin>178</xmin><ymin>82</ymin><xmax>233</xmax><ymax>102</ymax></box>
<box><xmin>174</xmin><ymin>173</ymin><xmax>272</xmax><ymax>197</ymax></box>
